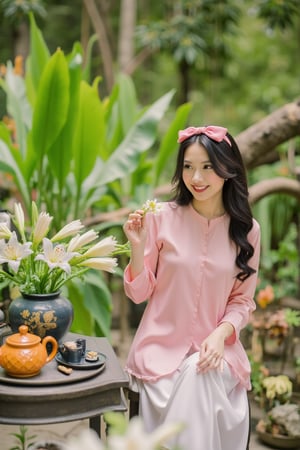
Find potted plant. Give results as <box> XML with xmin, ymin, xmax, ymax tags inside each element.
<box><xmin>250</xmin><ymin>305</ymin><xmax>300</xmax><ymax>372</ymax></box>
<box><xmin>251</xmin><ymin>371</ymin><xmax>300</xmax><ymax>448</ymax></box>
<box><xmin>0</xmin><ymin>201</ymin><xmax>120</xmax><ymax>340</ymax></box>
<box><xmin>256</xmin><ymin>403</ymin><xmax>300</xmax><ymax>449</ymax></box>
<box><xmin>296</xmin><ymin>357</ymin><xmax>300</xmax><ymax>384</ymax></box>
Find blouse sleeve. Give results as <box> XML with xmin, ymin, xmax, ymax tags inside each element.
<box><xmin>220</xmin><ymin>219</ymin><xmax>261</xmax><ymax>344</ymax></box>
<box><xmin>123</xmin><ymin>212</ymin><xmax>160</xmax><ymax>304</ymax></box>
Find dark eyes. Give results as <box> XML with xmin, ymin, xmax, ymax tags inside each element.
<box><xmin>183</xmin><ymin>163</ymin><xmax>213</xmax><ymax>170</ymax></box>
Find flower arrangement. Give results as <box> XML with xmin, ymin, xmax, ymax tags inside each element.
<box><xmin>0</xmin><ymin>202</ymin><xmax>119</xmax><ymax>295</ymax></box>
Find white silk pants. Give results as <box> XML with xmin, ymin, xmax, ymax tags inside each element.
<box><xmin>130</xmin><ymin>353</ymin><xmax>249</xmax><ymax>450</ymax></box>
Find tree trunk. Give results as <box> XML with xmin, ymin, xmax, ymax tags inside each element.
<box><xmin>13</xmin><ymin>21</ymin><xmax>30</xmax><ymax>59</ymax></box>
<box><xmin>236</xmin><ymin>98</ymin><xmax>300</xmax><ymax>169</ymax></box>
<box><xmin>118</xmin><ymin>0</ymin><xmax>137</xmax><ymax>72</ymax></box>
<box><xmin>249</xmin><ymin>178</ymin><xmax>300</xmax><ymax>204</ymax></box>
<box><xmin>81</xmin><ymin>2</ymin><xmax>90</xmax><ymax>66</ymax></box>
<box><xmin>83</xmin><ymin>0</ymin><xmax>114</xmax><ymax>93</ymax></box>
<box><xmin>178</xmin><ymin>59</ymin><xmax>190</xmax><ymax>104</ymax></box>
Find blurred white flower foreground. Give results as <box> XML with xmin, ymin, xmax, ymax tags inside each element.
<box><xmin>65</xmin><ymin>415</ymin><xmax>184</xmax><ymax>450</ymax></box>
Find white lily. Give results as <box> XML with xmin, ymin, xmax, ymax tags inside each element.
<box><xmin>35</xmin><ymin>238</ymin><xmax>78</xmax><ymax>274</ymax></box>
<box><xmin>32</xmin><ymin>211</ymin><xmax>53</xmax><ymax>246</ymax></box>
<box><xmin>66</xmin><ymin>429</ymin><xmax>105</xmax><ymax>450</ymax></box>
<box><xmin>79</xmin><ymin>257</ymin><xmax>117</xmax><ymax>273</ymax></box>
<box><xmin>0</xmin><ymin>202</ymin><xmax>122</xmax><ymax>294</ymax></box>
<box><xmin>0</xmin><ymin>231</ymin><xmax>33</xmax><ymax>272</ymax></box>
<box><xmin>107</xmin><ymin>416</ymin><xmax>184</xmax><ymax>450</ymax></box>
<box><xmin>67</xmin><ymin>230</ymin><xmax>98</xmax><ymax>252</ymax></box>
<box><xmin>14</xmin><ymin>202</ymin><xmax>26</xmax><ymax>240</ymax></box>
<box><xmin>0</xmin><ymin>223</ymin><xmax>12</xmax><ymax>239</ymax></box>
<box><xmin>51</xmin><ymin>220</ymin><xmax>84</xmax><ymax>242</ymax></box>
<box><xmin>83</xmin><ymin>236</ymin><xmax>117</xmax><ymax>258</ymax></box>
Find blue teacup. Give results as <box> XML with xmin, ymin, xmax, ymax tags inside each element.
<box><xmin>59</xmin><ymin>341</ymin><xmax>83</xmax><ymax>363</ymax></box>
<box><xmin>76</xmin><ymin>338</ymin><xmax>86</xmax><ymax>356</ymax></box>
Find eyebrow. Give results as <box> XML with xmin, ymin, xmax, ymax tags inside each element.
<box><xmin>183</xmin><ymin>159</ymin><xmax>211</xmax><ymax>164</ymax></box>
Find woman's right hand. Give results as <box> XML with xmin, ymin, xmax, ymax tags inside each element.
<box><xmin>123</xmin><ymin>209</ymin><xmax>147</xmax><ymax>247</ymax></box>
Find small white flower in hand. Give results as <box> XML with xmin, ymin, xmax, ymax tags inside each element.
<box><xmin>141</xmin><ymin>199</ymin><xmax>163</xmax><ymax>215</ymax></box>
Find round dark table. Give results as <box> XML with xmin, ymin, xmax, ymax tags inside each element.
<box><xmin>0</xmin><ymin>333</ymin><xmax>129</xmax><ymax>437</ymax></box>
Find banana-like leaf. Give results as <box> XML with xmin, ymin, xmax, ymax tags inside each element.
<box><xmin>25</xmin><ymin>13</ymin><xmax>50</xmax><ymax>101</ymax></box>
<box><xmin>4</xmin><ymin>63</ymin><xmax>32</xmax><ymax>158</ymax></box>
<box><xmin>82</xmin><ymin>34</ymin><xmax>99</xmax><ymax>83</ymax></box>
<box><xmin>95</xmin><ymin>90</ymin><xmax>175</xmax><ymax>186</ymax></box>
<box><xmin>70</xmin><ymin>271</ymin><xmax>113</xmax><ymax>337</ymax></box>
<box><xmin>47</xmin><ymin>45</ymin><xmax>82</xmax><ymax>190</ymax></box>
<box><xmin>104</xmin><ymin>83</ymin><xmax>123</xmax><ymax>155</ymax></box>
<box><xmin>0</xmin><ymin>140</ymin><xmax>30</xmax><ymax>209</ymax></box>
<box><xmin>73</xmin><ymin>79</ymin><xmax>105</xmax><ymax>189</ymax></box>
<box><xmin>117</xmin><ymin>73</ymin><xmax>138</xmax><ymax>134</ymax></box>
<box><xmin>31</xmin><ymin>49</ymin><xmax>70</xmax><ymax>160</ymax></box>
<box><xmin>154</xmin><ymin>102</ymin><xmax>192</xmax><ymax>184</ymax></box>
<box><xmin>67</xmin><ymin>281</ymin><xmax>94</xmax><ymax>336</ymax></box>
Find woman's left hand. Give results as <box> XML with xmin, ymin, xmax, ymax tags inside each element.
<box><xmin>196</xmin><ymin>322</ymin><xmax>234</xmax><ymax>374</ymax></box>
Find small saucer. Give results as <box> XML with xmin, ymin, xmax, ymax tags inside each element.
<box><xmin>55</xmin><ymin>351</ymin><xmax>106</xmax><ymax>370</ymax></box>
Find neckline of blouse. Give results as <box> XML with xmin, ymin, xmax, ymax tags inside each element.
<box><xmin>188</xmin><ymin>203</ymin><xmax>227</xmax><ymax>223</ymax></box>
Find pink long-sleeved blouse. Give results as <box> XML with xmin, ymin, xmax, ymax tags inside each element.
<box><xmin>124</xmin><ymin>202</ymin><xmax>260</xmax><ymax>389</ymax></box>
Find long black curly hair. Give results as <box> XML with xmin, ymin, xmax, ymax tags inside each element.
<box><xmin>171</xmin><ymin>132</ymin><xmax>256</xmax><ymax>281</ymax></box>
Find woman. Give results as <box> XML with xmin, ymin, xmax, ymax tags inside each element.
<box><xmin>123</xmin><ymin>126</ymin><xmax>260</xmax><ymax>450</ymax></box>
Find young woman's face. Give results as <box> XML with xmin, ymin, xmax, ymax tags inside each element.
<box><xmin>182</xmin><ymin>142</ymin><xmax>225</xmax><ymax>207</ymax></box>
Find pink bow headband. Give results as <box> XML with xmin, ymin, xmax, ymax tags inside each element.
<box><xmin>177</xmin><ymin>126</ymin><xmax>232</xmax><ymax>147</ymax></box>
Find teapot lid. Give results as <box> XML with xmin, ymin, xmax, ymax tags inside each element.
<box><xmin>6</xmin><ymin>325</ymin><xmax>41</xmax><ymax>347</ymax></box>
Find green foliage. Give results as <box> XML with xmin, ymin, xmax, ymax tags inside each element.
<box><xmin>104</xmin><ymin>412</ymin><xmax>129</xmax><ymax>435</ymax></box>
<box><xmin>259</xmin><ymin>222</ymin><xmax>299</xmax><ymax>299</ymax></box>
<box><xmin>0</xmin><ymin>0</ymin><xmax>46</xmax><ymax>23</ymax></box>
<box><xmin>249</xmin><ymin>354</ymin><xmax>269</xmax><ymax>398</ymax></box>
<box><xmin>284</xmin><ymin>308</ymin><xmax>300</xmax><ymax>328</ymax></box>
<box><xmin>257</xmin><ymin>0</ymin><xmax>299</xmax><ymax>29</ymax></box>
<box><xmin>251</xmin><ymin>157</ymin><xmax>299</xmax><ymax>299</ymax></box>
<box><xmin>9</xmin><ymin>425</ymin><xmax>36</xmax><ymax>450</ymax></box>
<box><xmin>0</xmin><ymin>15</ymin><xmax>191</xmax><ymax>336</ymax></box>
<box><xmin>0</xmin><ymin>15</ymin><xmax>182</xmax><ymax>225</ymax></box>
<box><xmin>136</xmin><ymin>0</ymin><xmax>240</xmax><ymax>65</ymax></box>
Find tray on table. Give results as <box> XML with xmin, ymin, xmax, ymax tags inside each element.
<box><xmin>0</xmin><ymin>352</ymin><xmax>106</xmax><ymax>386</ymax></box>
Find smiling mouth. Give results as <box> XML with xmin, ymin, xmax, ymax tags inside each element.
<box><xmin>192</xmin><ymin>185</ymin><xmax>208</xmax><ymax>193</ymax></box>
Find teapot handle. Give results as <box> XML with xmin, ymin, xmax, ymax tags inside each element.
<box><xmin>42</xmin><ymin>336</ymin><xmax>58</xmax><ymax>363</ymax></box>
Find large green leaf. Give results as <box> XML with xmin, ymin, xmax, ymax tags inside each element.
<box><xmin>73</xmin><ymin>79</ymin><xmax>105</xmax><ymax>189</ymax></box>
<box><xmin>104</xmin><ymin>83</ymin><xmax>123</xmax><ymax>155</ymax></box>
<box><xmin>153</xmin><ymin>102</ymin><xmax>192</xmax><ymax>184</ymax></box>
<box><xmin>70</xmin><ymin>272</ymin><xmax>113</xmax><ymax>337</ymax></box>
<box><xmin>31</xmin><ymin>49</ymin><xmax>70</xmax><ymax>160</ymax></box>
<box><xmin>81</xmin><ymin>34</ymin><xmax>99</xmax><ymax>83</ymax></box>
<box><xmin>118</xmin><ymin>73</ymin><xmax>138</xmax><ymax>134</ymax></box>
<box><xmin>67</xmin><ymin>282</ymin><xmax>94</xmax><ymax>336</ymax></box>
<box><xmin>25</xmin><ymin>13</ymin><xmax>50</xmax><ymax>100</ymax></box>
<box><xmin>94</xmin><ymin>90</ymin><xmax>175</xmax><ymax>186</ymax></box>
<box><xmin>4</xmin><ymin>63</ymin><xmax>32</xmax><ymax>158</ymax></box>
<box><xmin>0</xmin><ymin>140</ymin><xmax>30</xmax><ymax>209</ymax></box>
<box><xmin>47</xmin><ymin>44</ymin><xmax>82</xmax><ymax>190</ymax></box>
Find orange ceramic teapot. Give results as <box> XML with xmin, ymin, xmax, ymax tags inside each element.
<box><xmin>0</xmin><ymin>324</ymin><xmax>58</xmax><ymax>378</ymax></box>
